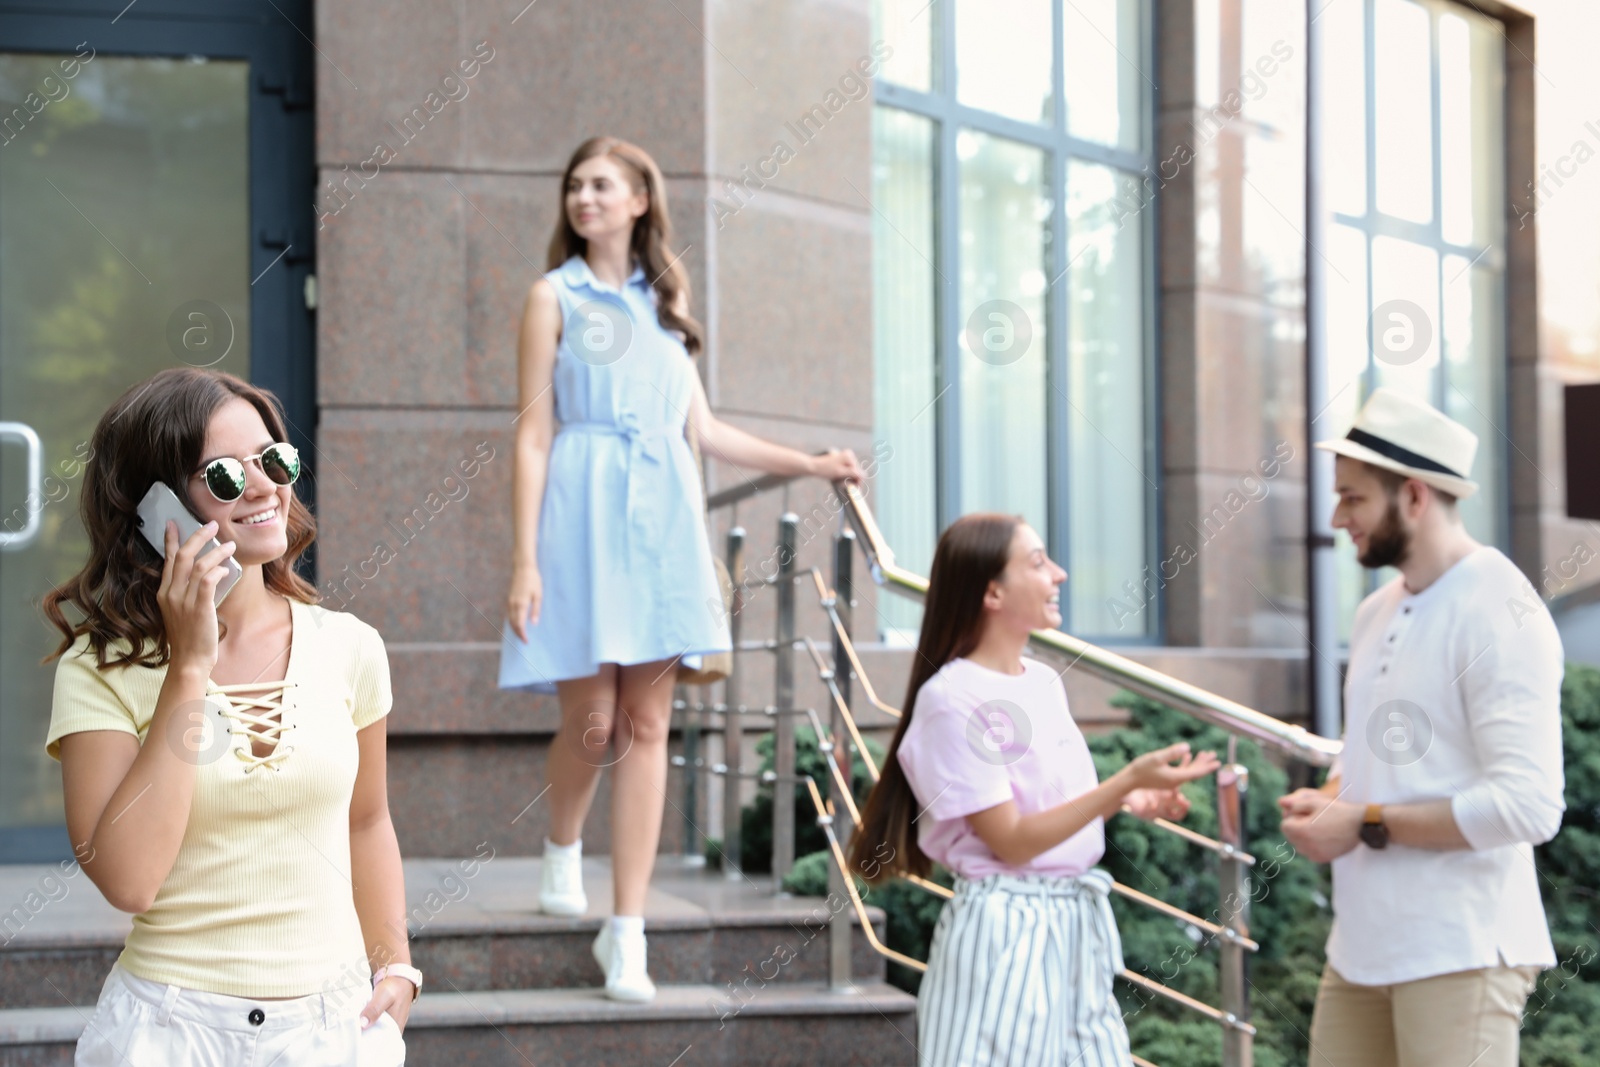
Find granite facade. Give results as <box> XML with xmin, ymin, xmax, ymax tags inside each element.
<box><xmin>311</xmin><ymin>0</ymin><xmax>875</xmax><ymax>853</ymax></box>
<box><xmin>307</xmin><ymin>0</ymin><xmax>1590</xmax><ymax>855</ymax></box>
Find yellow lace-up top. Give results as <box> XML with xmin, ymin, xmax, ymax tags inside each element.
<box><xmin>212</xmin><ymin>678</ymin><xmax>298</xmax><ymax>773</ymax></box>
<box><xmin>45</xmin><ymin>598</ymin><xmax>393</xmax><ymax>997</ymax></box>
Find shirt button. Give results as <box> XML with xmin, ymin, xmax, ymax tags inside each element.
<box><xmin>1402</xmin><ymin>606</ymin><xmax>1412</xmax><ymax>614</ymax></box>
<box><xmin>248</xmin><ymin>1008</ymin><xmax>265</xmax><ymax>1026</ymax></box>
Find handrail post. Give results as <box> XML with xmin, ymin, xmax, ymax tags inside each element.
<box><xmin>1217</xmin><ymin>737</ymin><xmax>1253</xmax><ymax>1067</ymax></box>
<box><xmin>773</xmin><ymin>513</ymin><xmax>798</xmax><ymax>886</ymax></box>
<box><xmin>721</xmin><ymin>527</ymin><xmax>747</xmax><ymax>880</ymax></box>
<box><xmin>681</xmin><ymin>680</ymin><xmax>700</xmax><ymax>862</ymax></box>
<box><xmin>828</xmin><ymin>528</ymin><xmax>856</xmax><ymax>990</ymax></box>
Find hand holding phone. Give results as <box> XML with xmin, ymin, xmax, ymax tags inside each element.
<box><xmin>136</xmin><ymin>483</ymin><xmax>242</xmax><ymax>672</ymax></box>
<box><xmin>136</xmin><ymin>482</ymin><xmax>242</xmax><ymax>607</ymax></box>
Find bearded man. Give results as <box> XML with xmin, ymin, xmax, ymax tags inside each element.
<box><xmin>1279</xmin><ymin>387</ymin><xmax>1565</xmax><ymax>1067</ymax></box>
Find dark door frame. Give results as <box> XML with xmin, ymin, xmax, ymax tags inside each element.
<box><xmin>0</xmin><ymin>0</ymin><xmax>316</xmax><ymax>862</ymax></box>
<box><xmin>0</xmin><ymin>0</ymin><xmax>317</xmax><ymax>511</ymax></box>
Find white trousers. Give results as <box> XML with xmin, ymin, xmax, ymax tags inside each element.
<box><xmin>917</xmin><ymin>869</ymin><xmax>1132</xmax><ymax>1067</ymax></box>
<box><xmin>74</xmin><ymin>961</ymin><xmax>407</xmax><ymax>1067</ymax></box>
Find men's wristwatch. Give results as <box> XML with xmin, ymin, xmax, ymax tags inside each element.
<box><xmin>1358</xmin><ymin>804</ymin><xmax>1389</xmax><ymax>849</ymax></box>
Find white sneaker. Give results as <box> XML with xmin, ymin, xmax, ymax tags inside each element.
<box><xmin>538</xmin><ymin>846</ymin><xmax>587</xmax><ymax>916</ymax></box>
<box><xmin>592</xmin><ymin>923</ymin><xmax>657</xmax><ymax>1002</ymax></box>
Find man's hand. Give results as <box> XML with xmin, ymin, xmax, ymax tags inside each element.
<box><xmin>1278</xmin><ymin>788</ymin><xmax>1363</xmax><ymax>863</ymax></box>
<box><xmin>1123</xmin><ymin>787</ymin><xmax>1192</xmax><ymax>823</ymax></box>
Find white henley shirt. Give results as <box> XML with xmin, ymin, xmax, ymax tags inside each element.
<box><xmin>1326</xmin><ymin>546</ymin><xmax>1565</xmax><ymax>985</ymax></box>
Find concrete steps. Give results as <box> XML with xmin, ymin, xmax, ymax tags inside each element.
<box><xmin>0</xmin><ymin>982</ymin><xmax>917</xmax><ymax>1066</ymax></box>
<box><xmin>0</xmin><ymin>856</ymin><xmax>918</xmax><ymax>1065</ymax></box>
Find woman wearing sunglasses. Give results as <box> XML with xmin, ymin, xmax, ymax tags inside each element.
<box><xmin>40</xmin><ymin>368</ymin><xmax>414</xmax><ymax>1066</ymax></box>
<box><xmin>499</xmin><ymin>135</ymin><xmax>866</xmax><ymax>1001</ymax></box>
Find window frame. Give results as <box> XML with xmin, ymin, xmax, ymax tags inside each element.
<box><xmin>1328</xmin><ymin>0</ymin><xmax>1512</xmax><ymax>607</ymax></box>
<box><xmin>873</xmin><ymin>0</ymin><xmax>1163</xmax><ymax>642</ymax></box>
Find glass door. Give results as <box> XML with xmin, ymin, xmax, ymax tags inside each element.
<box><xmin>0</xmin><ymin>1</ymin><xmax>314</xmax><ymax>862</ymax></box>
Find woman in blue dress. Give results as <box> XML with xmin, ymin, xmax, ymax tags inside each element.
<box><xmin>500</xmin><ymin>136</ymin><xmax>864</xmax><ymax>1001</ymax></box>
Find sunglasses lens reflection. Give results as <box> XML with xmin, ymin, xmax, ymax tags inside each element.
<box><xmin>262</xmin><ymin>443</ymin><xmax>300</xmax><ymax>486</ymax></box>
<box><xmin>204</xmin><ymin>458</ymin><xmax>247</xmax><ymax>502</ymax></box>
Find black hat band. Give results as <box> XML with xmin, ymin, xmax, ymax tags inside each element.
<box><xmin>1346</xmin><ymin>428</ymin><xmax>1466</xmax><ymax>480</ymax></box>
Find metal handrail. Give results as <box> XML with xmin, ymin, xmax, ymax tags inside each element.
<box><xmin>835</xmin><ymin>481</ymin><xmax>1342</xmax><ymax>767</ymax></box>
<box><xmin>704</xmin><ymin>451</ymin><xmax>832</xmax><ymax>512</ymax></box>
<box><xmin>801</xmin><ymin>635</ymin><xmax>883</xmax><ymax>777</ymax></box>
<box><xmin>1119</xmin><ymin>969</ymin><xmax>1258</xmax><ymax>1035</ymax></box>
<box><xmin>800</xmin><ymin>777</ymin><xmax>1256</xmax><ymax>1037</ymax></box>
<box><xmin>707</xmin><ymin>472</ymin><xmax>1336</xmax><ymax>765</ymax></box>
<box><xmin>803</xmin><ymin>591</ymin><xmax>1262</xmax><ymax>875</ymax></box>
<box><xmin>808</xmin><ymin>568</ymin><xmax>903</xmax><ymax>720</ymax></box>
<box><xmin>1137</xmin><ymin>811</ymin><xmax>1258</xmax><ymax>866</ymax></box>
<box><xmin>802</xmin><ymin>776</ymin><xmax>936</xmax><ymax>974</ymax></box>
<box><xmin>800</xmin><ymin>613</ymin><xmax>1262</xmax><ymax>954</ymax></box>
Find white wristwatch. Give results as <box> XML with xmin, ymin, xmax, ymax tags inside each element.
<box><xmin>372</xmin><ymin>963</ymin><xmax>423</xmax><ymax>1001</ymax></box>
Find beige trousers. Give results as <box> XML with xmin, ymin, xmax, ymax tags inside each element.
<box><xmin>1307</xmin><ymin>961</ymin><xmax>1540</xmax><ymax>1067</ymax></box>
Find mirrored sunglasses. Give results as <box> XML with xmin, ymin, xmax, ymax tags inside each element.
<box><xmin>198</xmin><ymin>442</ymin><xmax>301</xmax><ymax>503</ymax></box>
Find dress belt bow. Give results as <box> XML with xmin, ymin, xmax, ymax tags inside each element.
<box><xmin>559</xmin><ymin>415</ymin><xmax>673</xmax><ymax>548</ymax></box>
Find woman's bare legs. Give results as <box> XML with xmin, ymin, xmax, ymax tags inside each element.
<box><xmin>546</xmin><ymin>665</ymin><xmax>619</xmax><ymax>846</ymax></box>
<box><xmin>609</xmin><ymin>659</ymin><xmax>678</xmax><ymax>916</ymax></box>
<box><xmin>543</xmin><ymin>658</ymin><xmax>676</xmax><ymax>916</ymax></box>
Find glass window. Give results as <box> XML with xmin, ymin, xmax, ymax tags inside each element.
<box><xmin>958</xmin><ymin>132</ymin><xmax>1051</xmax><ymax>537</ymax></box>
<box><xmin>1326</xmin><ymin>224</ymin><xmax>1372</xmax><ymax>395</ymax></box>
<box><xmin>1063</xmin><ymin>0</ymin><xmax>1143</xmax><ymax>150</ymax></box>
<box><xmin>955</xmin><ymin>0</ymin><xmax>1054</xmax><ymax>124</ymax></box>
<box><xmin>0</xmin><ymin>52</ymin><xmax>250</xmax><ymax>850</ymax></box>
<box><xmin>1065</xmin><ymin>162</ymin><xmax>1147</xmax><ymax>634</ymax></box>
<box><xmin>1319</xmin><ymin>0</ymin><xmax>1509</xmax><ymax>639</ymax></box>
<box><xmin>1369</xmin><ymin>234</ymin><xmax>1441</xmax><ymax>394</ymax></box>
<box><xmin>870</xmin><ymin>0</ymin><xmax>1154</xmax><ymax>640</ymax></box>
<box><xmin>1441</xmin><ymin>258</ymin><xmax>1504</xmax><ymax>550</ymax></box>
<box><xmin>1325</xmin><ymin>222</ymin><xmax>1371</xmax><ymax>638</ymax></box>
<box><xmin>1373</xmin><ymin>0</ymin><xmax>1434</xmax><ymax>224</ymax></box>
<box><xmin>1322</xmin><ymin>0</ymin><xmax>1367</xmax><ymax>217</ymax></box>
<box><xmin>872</xmin><ymin>0</ymin><xmax>935</xmax><ymax>91</ymax></box>
<box><xmin>871</xmin><ymin>108</ymin><xmax>939</xmax><ymax>642</ymax></box>
<box><xmin>1437</xmin><ymin>12</ymin><xmax>1503</xmax><ymax>248</ymax></box>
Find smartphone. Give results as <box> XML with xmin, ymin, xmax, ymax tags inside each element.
<box><xmin>136</xmin><ymin>482</ymin><xmax>243</xmax><ymax>606</ymax></box>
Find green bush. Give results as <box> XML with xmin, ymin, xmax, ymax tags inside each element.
<box><xmin>1522</xmin><ymin>664</ymin><xmax>1600</xmax><ymax>1067</ymax></box>
<box><xmin>1088</xmin><ymin>694</ymin><xmax>1331</xmax><ymax>1067</ymax></box>
<box><xmin>754</xmin><ymin>667</ymin><xmax>1600</xmax><ymax>1064</ymax></box>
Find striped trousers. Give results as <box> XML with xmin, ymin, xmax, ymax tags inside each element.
<box><xmin>917</xmin><ymin>869</ymin><xmax>1132</xmax><ymax>1067</ymax></box>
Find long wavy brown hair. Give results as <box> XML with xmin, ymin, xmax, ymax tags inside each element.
<box><xmin>547</xmin><ymin>135</ymin><xmax>705</xmax><ymax>354</ymax></box>
<box><xmin>848</xmin><ymin>513</ymin><xmax>1023</xmax><ymax>884</ymax></box>
<box><xmin>40</xmin><ymin>368</ymin><xmax>319</xmax><ymax>670</ymax></box>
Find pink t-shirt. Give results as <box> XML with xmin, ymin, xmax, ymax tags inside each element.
<box><xmin>894</xmin><ymin>656</ymin><xmax>1105</xmax><ymax>879</ymax></box>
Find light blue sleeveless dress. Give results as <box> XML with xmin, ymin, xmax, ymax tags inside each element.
<box><xmin>498</xmin><ymin>255</ymin><xmax>732</xmax><ymax>693</ymax></box>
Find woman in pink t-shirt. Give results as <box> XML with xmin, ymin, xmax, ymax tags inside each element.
<box><xmin>851</xmin><ymin>513</ymin><xmax>1219</xmax><ymax>1067</ymax></box>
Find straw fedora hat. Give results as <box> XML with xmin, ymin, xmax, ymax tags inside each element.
<box><xmin>1315</xmin><ymin>387</ymin><xmax>1479</xmax><ymax>500</ymax></box>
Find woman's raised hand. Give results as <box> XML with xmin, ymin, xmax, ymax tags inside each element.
<box><xmin>156</xmin><ymin>519</ymin><xmax>236</xmax><ymax>673</ymax></box>
<box><xmin>1123</xmin><ymin>742</ymin><xmax>1221</xmax><ymax>792</ymax></box>
<box><xmin>813</xmin><ymin>448</ymin><xmax>865</xmax><ymax>486</ymax></box>
<box><xmin>506</xmin><ymin>563</ymin><xmax>543</xmax><ymax>642</ymax></box>
<box><xmin>1123</xmin><ymin>787</ymin><xmax>1193</xmax><ymax>822</ymax></box>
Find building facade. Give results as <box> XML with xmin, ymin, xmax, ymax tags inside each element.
<box><xmin>0</xmin><ymin>0</ymin><xmax>1595</xmax><ymax>860</ymax></box>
